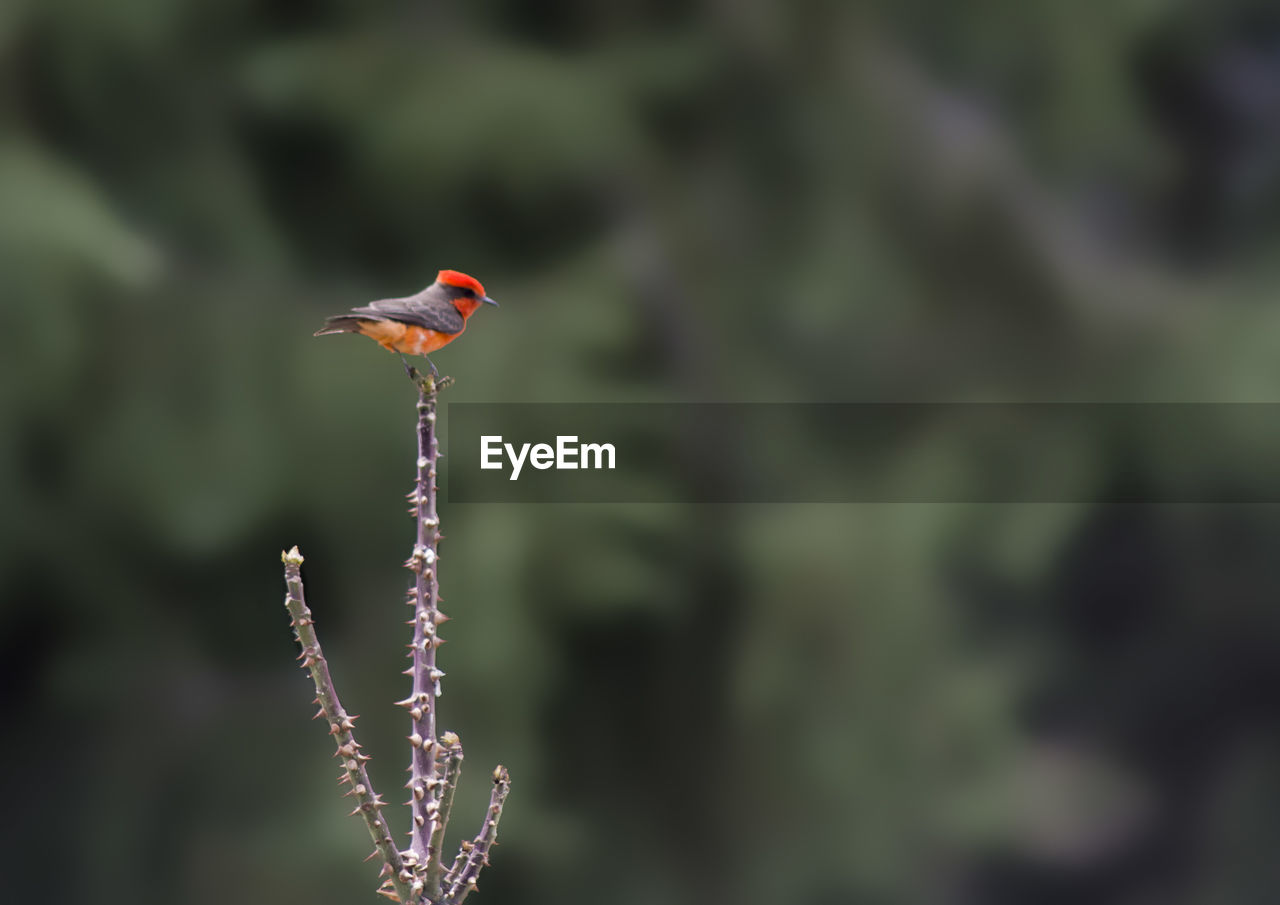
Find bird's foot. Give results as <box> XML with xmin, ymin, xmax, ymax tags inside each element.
<box><xmin>399</xmin><ymin>355</ymin><xmax>452</xmax><ymax>391</ymax></box>
<box><xmin>398</xmin><ymin>352</ymin><xmax>421</xmax><ymax>382</ymax></box>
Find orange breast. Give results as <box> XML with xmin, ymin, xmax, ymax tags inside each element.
<box><xmin>356</xmin><ymin>320</ymin><xmax>464</xmax><ymax>356</ymax></box>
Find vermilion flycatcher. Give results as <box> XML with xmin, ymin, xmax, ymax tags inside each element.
<box><xmin>315</xmin><ymin>269</ymin><xmax>497</xmax><ymax>376</ymax></box>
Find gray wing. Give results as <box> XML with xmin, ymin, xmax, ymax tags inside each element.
<box><xmin>352</xmin><ymin>288</ymin><xmax>464</xmax><ymax>334</ymax></box>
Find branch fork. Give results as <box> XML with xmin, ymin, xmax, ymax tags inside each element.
<box><xmin>282</xmin><ymin>373</ymin><xmax>509</xmax><ymax>904</ymax></box>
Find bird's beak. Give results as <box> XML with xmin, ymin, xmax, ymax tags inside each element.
<box><xmin>481</xmin><ymin>296</ymin><xmax>499</xmax><ymax>307</ymax></box>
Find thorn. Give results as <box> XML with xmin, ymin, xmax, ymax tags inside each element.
<box><xmin>364</xmin><ymin>849</ymin><xmax>380</xmax><ymax>863</ymax></box>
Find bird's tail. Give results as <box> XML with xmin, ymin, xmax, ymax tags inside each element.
<box><xmin>314</xmin><ymin>316</ymin><xmax>369</xmax><ymax>337</ymax></box>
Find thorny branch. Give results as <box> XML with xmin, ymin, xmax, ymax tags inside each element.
<box><xmin>282</xmin><ymin>371</ymin><xmax>509</xmax><ymax>905</ymax></box>
<box><xmin>282</xmin><ymin>547</ymin><xmax>414</xmax><ymax>905</ymax></box>
<box><xmin>444</xmin><ymin>766</ymin><xmax>512</xmax><ymax>904</ymax></box>
<box><xmin>401</xmin><ymin>372</ymin><xmax>447</xmax><ymax>876</ymax></box>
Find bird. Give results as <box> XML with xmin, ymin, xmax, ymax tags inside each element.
<box><xmin>315</xmin><ymin>270</ymin><xmax>498</xmax><ymax>377</ymax></box>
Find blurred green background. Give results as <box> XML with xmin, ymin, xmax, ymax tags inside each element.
<box><xmin>7</xmin><ymin>2</ymin><xmax>1280</xmax><ymax>903</ymax></box>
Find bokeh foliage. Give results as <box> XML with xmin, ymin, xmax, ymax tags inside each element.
<box><xmin>6</xmin><ymin>2</ymin><xmax>1280</xmax><ymax>904</ymax></box>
